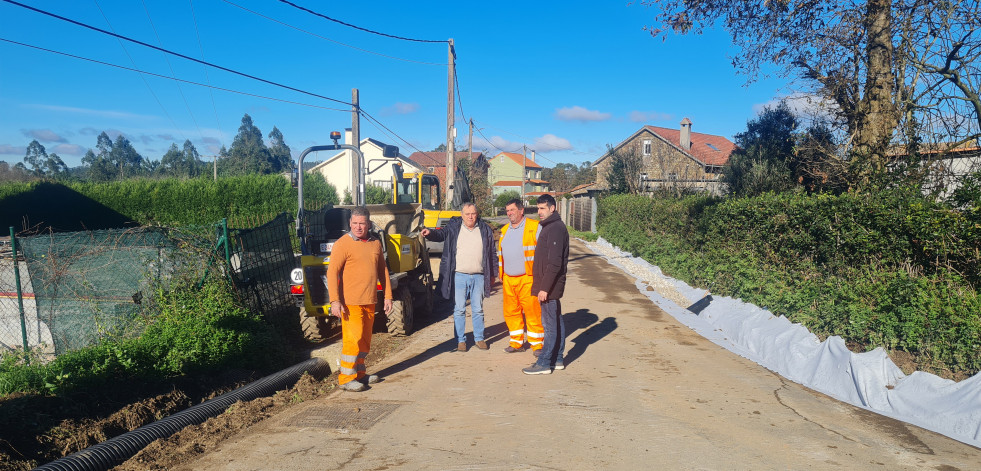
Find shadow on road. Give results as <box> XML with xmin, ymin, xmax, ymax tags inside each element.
<box><xmin>562</xmin><ymin>309</ymin><xmax>617</xmax><ymax>366</ymax></box>
<box><xmin>568</xmin><ymin>254</ymin><xmax>600</xmax><ymax>263</ymax></box>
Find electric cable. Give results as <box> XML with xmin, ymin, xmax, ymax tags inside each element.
<box><xmin>223</xmin><ymin>0</ymin><xmax>446</xmax><ymax>65</ymax></box>
<box><xmin>0</xmin><ymin>38</ymin><xmax>350</xmax><ymax>112</ymax></box>
<box><xmin>189</xmin><ymin>0</ymin><xmax>225</xmax><ymax>150</ymax></box>
<box><xmin>276</xmin><ymin>0</ymin><xmax>447</xmax><ymax>43</ymax></box>
<box><xmin>2</xmin><ymin>0</ymin><xmax>353</xmax><ymax>107</ymax></box>
<box><xmin>89</xmin><ymin>0</ymin><xmax>187</xmax><ymax>144</ymax></box>
<box><xmin>140</xmin><ymin>0</ymin><xmax>206</xmax><ymax>147</ymax></box>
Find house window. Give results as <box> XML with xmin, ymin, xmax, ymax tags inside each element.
<box><xmin>668</xmin><ymin>172</ymin><xmax>678</xmax><ymax>181</ymax></box>
<box><xmin>643</xmin><ymin>140</ymin><xmax>652</xmax><ymax>156</ymax></box>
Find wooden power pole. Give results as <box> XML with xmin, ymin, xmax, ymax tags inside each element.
<box><xmin>352</xmin><ymin>88</ymin><xmax>361</xmax><ymax>205</ymax></box>
<box><xmin>446</xmin><ymin>38</ymin><xmax>456</xmax><ymax>210</ymax></box>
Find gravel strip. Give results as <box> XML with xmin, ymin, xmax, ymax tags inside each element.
<box><xmin>581</xmin><ymin>238</ymin><xmax>693</xmax><ymax>309</ymax></box>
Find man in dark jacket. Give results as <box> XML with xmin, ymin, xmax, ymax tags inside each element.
<box><xmin>421</xmin><ymin>202</ymin><xmax>498</xmax><ymax>352</ymax></box>
<box><xmin>523</xmin><ymin>194</ymin><xmax>569</xmax><ymax>375</ymax></box>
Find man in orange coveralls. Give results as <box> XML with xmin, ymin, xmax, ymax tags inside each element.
<box><xmin>497</xmin><ymin>198</ymin><xmax>544</xmax><ymax>355</ymax></box>
<box><xmin>327</xmin><ymin>206</ymin><xmax>393</xmax><ymax>392</ymax></box>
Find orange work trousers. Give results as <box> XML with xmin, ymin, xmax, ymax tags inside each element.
<box><xmin>501</xmin><ymin>274</ymin><xmax>543</xmax><ymax>350</ymax></box>
<box><xmin>338</xmin><ymin>304</ymin><xmax>374</xmax><ymax>385</ymax></box>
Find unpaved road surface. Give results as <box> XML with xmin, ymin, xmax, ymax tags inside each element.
<box><xmin>181</xmin><ymin>239</ymin><xmax>981</xmax><ymax>470</ymax></box>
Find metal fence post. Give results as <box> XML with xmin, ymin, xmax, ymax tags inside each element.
<box><xmin>222</xmin><ymin>218</ymin><xmax>231</xmax><ymax>268</ymax></box>
<box><xmin>10</xmin><ymin>226</ymin><xmax>29</xmax><ymax>363</ymax></box>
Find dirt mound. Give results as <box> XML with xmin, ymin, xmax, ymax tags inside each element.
<box><xmin>0</xmin><ymin>368</ymin><xmax>260</xmax><ymax>470</ymax></box>
<box><xmin>0</xmin><ymin>332</ymin><xmax>403</xmax><ymax>471</ymax></box>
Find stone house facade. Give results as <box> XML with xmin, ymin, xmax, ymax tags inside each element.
<box><xmin>593</xmin><ymin>118</ymin><xmax>735</xmax><ymax>195</ymax></box>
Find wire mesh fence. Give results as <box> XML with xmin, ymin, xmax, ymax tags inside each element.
<box><xmin>0</xmin><ymin>212</ymin><xmax>302</xmax><ymax>362</ymax></box>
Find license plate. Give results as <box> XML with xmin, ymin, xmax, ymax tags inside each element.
<box><xmin>320</xmin><ymin>242</ymin><xmax>334</xmax><ymax>253</ymax></box>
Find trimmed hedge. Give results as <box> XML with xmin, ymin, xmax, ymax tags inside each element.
<box><xmin>1</xmin><ymin>174</ymin><xmax>338</xmax><ymax>230</ymax></box>
<box><xmin>599</xmin><ymin>191</ymin><xmax>981</xmax><ymax>377</ymax></box>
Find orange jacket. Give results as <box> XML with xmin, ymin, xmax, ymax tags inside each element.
<box><xmin>327</xmin><ymin>233</ymin><xmax>392</xmax><ymax>305</ymax></box>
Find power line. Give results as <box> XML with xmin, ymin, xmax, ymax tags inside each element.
<box><xmin>0</xmin><ymin>38</ymin><xmax>350</xmax><ymax>112</ymax></box>
<box><xmin>360</xmin><ymin>109</ymin><xmax>439</xmax><ymax>163</ymax></box>
<box><xmin>3</xmin><ymin>0</ymin><xmax>353</xmax><ymax>107</ymax></box>
<box><xmin>276</xmin><ymin>0</ymin><xmax>447</xmax><ymax>43</ymax></box>
<box><xmin>140</xmin><ymin>0</ymin><xmax>206</xmax><ymax>146</ymax></box>
<box><xmin>223</xmin><ymin>0</ymin><xmax>446</xmax><ymax>65</ymax></box>
<box><xmin>472</xmin><ymin>119</ymin><xmax>598</xmax><ymax>161</ymax></box>
<box><xmin>89</xmin><ymin>0</ymin><xmax>187</xmax><ymax>144</ymax></box>
<box><xmin>189</xmin><ymin>0</ymin><xmax>225</xmax><ymax>150</ymax></box>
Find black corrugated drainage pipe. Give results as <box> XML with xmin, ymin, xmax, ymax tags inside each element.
<box><xmin>34</xmin><ymin>357</ymin><xmax>330</xmax><ymax>471</ymax></box>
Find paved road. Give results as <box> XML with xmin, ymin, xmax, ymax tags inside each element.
<box><xmin>185</xmin><ymin>239</ymin><xmax>981</xmax><ymax>470</ymax></box>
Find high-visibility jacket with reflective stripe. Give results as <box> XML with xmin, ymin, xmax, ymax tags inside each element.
<box><xmin>498</xmin><ymin>217</ymin><xmax>539</xmax><ymax>279</ymax></box>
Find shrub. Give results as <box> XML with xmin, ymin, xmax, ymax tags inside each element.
<box><xmin>0</xmin><ymin>276</ymin><xmax>288</xmax><ymax>396</ymax></box>
<box><xmin>597</xmin><ymin>191</ymin><xmax>981</xmax><ymax>376</ymax></box>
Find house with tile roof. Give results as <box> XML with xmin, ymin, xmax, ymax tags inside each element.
<box><xmin>406</xmin><ymin>150</ymin><xmax>487</xmax><ymax>196</ymax></box>
<box><xmin>488</xmin><ymin>151</ymin><xmax>551</xmax><ymax>196</ymax></box>
<box><xmin>592</xmin><ymin>118</ymin><xmax>736</xmax><ymax>195</ymax></box>
<box><xmin>308</xmin><ymin>129</ymin><xmax>422</xmax><ymax>199</ymax></box>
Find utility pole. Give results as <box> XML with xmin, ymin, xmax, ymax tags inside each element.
<box><xmin>211</xmin><ymin>155</ymin><xmax>217</xmax><ymax>181</ymax></box>
<box><xmin>468</xmin><ymin>118</ymin><xmax>473</xmax><ymax>164</ymax></box>
<box><xmin>521</xmin><ymin>145</ymin><xmax>527</xmax><ymax>203</ymax></box>
<box><xmin>445</xmin><ymin>38</ymin><xmax>456</xmax><ymax>210</ymax></box>
<box><xmin>352</xmin><ymin>88</ymin><xmax>361</xmax><ymax>205</ymax></box>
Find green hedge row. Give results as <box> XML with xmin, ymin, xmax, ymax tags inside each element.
<box><xmin>1</xmin><ymin>174</ymin><xmax>339</xmax><ymax>230</ymax></box>
<box><xmin>598</xmin><ymin>192</ymin><xmax>981</xmax><ymax>377</ymax></box>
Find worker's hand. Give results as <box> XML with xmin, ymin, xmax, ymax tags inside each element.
<box><xmin>537</xmin><ymin>290</ymin><xmax>548</xmax><ymax>302</ymax></box>
<box><xmin>384</xmin><ymin>298</ymin><xmax>393</xmax><ymax>314</ymax></box>
<box><xmin>421</xmin><ymin>228</ymin><xmax>430</xmax><ymax>237</ymax></box>
<box><xmin>330</xmin><ymin>303</ymin><xmax>346</xmax><ymax>319</ymax></box>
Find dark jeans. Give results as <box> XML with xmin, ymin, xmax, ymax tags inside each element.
<box><xmin>535</xmin><ymin>299</ymin><xmax>566</xmax><ymax>367</ymax></box>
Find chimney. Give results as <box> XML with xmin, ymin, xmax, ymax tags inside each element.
<box><xmin>531</xmin><ymin>150</ymin><xmax>536</xmax><ymax>162</ymax></box>
<box><xmin>680</xmin><ymin>118</ymin><xmax>692</xmax><ymax>151</ymax></box>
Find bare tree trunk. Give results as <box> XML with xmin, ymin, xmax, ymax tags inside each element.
<box><xmin>853</xmin><ymin>0</ymin><xmax>900</xmax><ymax>175</ymax></box>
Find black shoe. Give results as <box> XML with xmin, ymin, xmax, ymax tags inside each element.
<box><xmin>522</xmin><ymin>363</ymin><xmax>552</xmax><ymax>375</ymax></box>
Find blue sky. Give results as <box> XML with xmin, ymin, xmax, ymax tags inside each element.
<box><xmin>0</xmin><ymin>0</ymin><xmax>793</xmax><ymax>170</ymax></box>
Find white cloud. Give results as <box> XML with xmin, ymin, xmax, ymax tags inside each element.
<box><xmin>629</xmin><ymin>110</ymin><xmax>673</xmax><ymax>123</ymax></box>
<box><xmin>381</xmin><ymin>102</ymin><xmax>420</xmax><ymax>116</ymax></box>
<box><xmin>533</xmin><ymin>134</ymin><xmax>573</xmax><ymax>152</ymax></box>
<box><xmin>0</xmin><ymin>144</ymin><xmax>25</xmax><ymax>156</ymax></box>
<box><xmin>471</xmin><ymin>135</ymin><xmax>523</xmax><ymax>154</ymax></box>
<box><xmin>51</xmin><ymin>144</ymin><xmax>85</xmax><ymax>156</ymax></box>
<box><xmin>554</xmin><ymin>106</ymin><xmax>611</xmax><ymax>123</ymax></box>
<box><xmin>21</xmin><ymin>129</ymin><xmax>67</xmax><ymax>143</ymax></box>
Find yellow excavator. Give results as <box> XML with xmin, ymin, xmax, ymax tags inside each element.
<box><xmin>390</xmin><ymin>163</ymin><xmax>473</xmax><ymax>253</ymax></box>
<box><xmin>289</xmin><ymin>132</ymin><xmax>433</xmax><ymax>341</ymax></box>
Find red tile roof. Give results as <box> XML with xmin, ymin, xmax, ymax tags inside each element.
<box><xmin>644</xmin><ymin>125</ymin><xmax>735</xmax><ymax>166</ymax></box>
<box><xmin>497</xmin><ymin>152</ymin><xmax>543</xmax><ymax>169</ymax></box>
<box><xmin>493</xmin><ymin>180</ymin><xmax>524</xmax><ymax>186</ymax></box>
<box><xmin>566</xmin><ymin>182</ymin><xmax>595</xmax><ymax>193</ymax></box>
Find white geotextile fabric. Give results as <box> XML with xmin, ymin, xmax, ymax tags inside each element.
<box><xmin>585</xmin><ymin>237</ymin><xmax>981</xmax><ymax>448</ymax></box>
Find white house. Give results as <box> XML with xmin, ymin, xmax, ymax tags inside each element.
<box><xmin>307</xmin><ymin>129</ymin><xmax>423</xmax><ymax>198</ymax></box>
